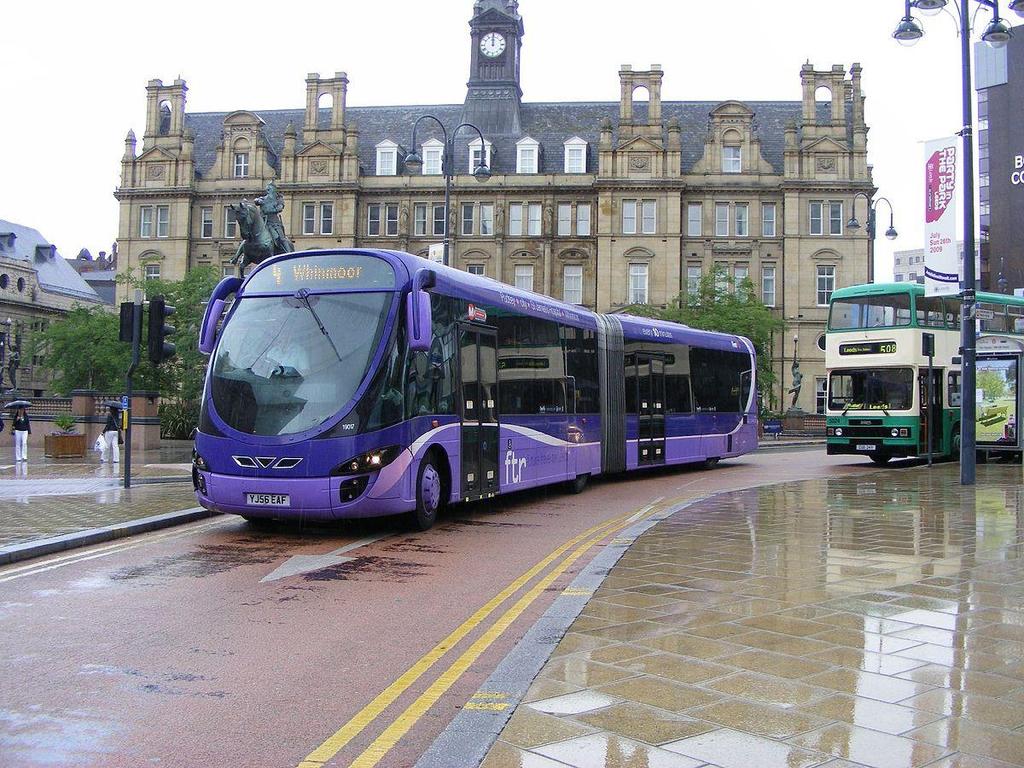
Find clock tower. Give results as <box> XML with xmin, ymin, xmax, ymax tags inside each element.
<box><xmin>462</xmin><ymin>0</ymin><xmax>524</xmax><ymax>136</ymax></box>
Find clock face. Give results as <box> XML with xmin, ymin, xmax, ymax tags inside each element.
<box><xmin>480</xmin><ymin>32</ymin><xmax>506</xmax><ymax>58</ymax></box>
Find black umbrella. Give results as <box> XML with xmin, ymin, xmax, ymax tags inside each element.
<box><xmin>3</xmin><ymin>400</ymin><xmax>31</xmax><ymax>409</ymax></box>
<box><xmin>101</xmin><ymin>401</ymin><xmax>124</xmax><ymax>410</ymax></box>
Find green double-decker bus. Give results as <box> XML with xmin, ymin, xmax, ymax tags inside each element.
<box><xmin>825</xmin><ymin>282</ymin><xmax>1024</xmax><ymax>464</ymax></box>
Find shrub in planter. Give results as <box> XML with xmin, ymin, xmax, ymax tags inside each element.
<box><xmin>160</xmin><ymin>400</ymin><xmax>199</xmax><ymax>440</ymax></box>
<box><xmin>53</xmin><ymin>413</ymin><xmax>78</xmax><ymax>434</ymax></box>
<box><xmin>45</xmin><ymin>413</ymin><xmax>87</xmax><ymax>457</ymax></box>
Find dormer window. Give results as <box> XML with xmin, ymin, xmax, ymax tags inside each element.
<box><xmin>722</xmin><ymin>145</ymin><xmax>741</xmax><ymax>173</ymax></box>
<box><xmin>564</xmin><ymin>137</ymin><xmax>587</xmax><ymax>173</ymax></box>
<box><xmin>422</xmin><ymin>139</ymin><xmax>444</xmax><ymax>175</ymax></box>
<box><xmin>233</xmin><ymin>152</ymin><xmax>249</xmax><ymax>178</ymax></box>
<box><xmin>468</xmin><ymin>138</ymin><xmax>492</xmax><ymax>174</ymax></box>
<box><xmin>376</xmin><ymin>140</ymin><xmax>398</xmax><ymax>176</ymax></box>
<box><xmin>516</xmin><ymin>137</ymin><xmax>539</xmax><ymax>174</ymax></box>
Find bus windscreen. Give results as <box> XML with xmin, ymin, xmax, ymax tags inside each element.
<box><xmin>828</xmin><ymin>368</ymin><xmax>914</xmax><ymax>411</ymax></box>
<box><xmin>829</xmin><ymin>294</ymin><xmax>912</xmax><ymax>330</ymax></box>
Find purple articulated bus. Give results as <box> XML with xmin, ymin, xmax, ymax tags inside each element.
<box><xmin>193</xmin><ymin>248</ymin><xmax>757</xmax><ymax>530</ymax></box>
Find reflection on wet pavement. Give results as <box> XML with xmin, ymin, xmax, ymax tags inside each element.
<box><xmin>482</xmin><ymin>464</ymin><xmax>1024</xmax><ymax>768</ymax></box>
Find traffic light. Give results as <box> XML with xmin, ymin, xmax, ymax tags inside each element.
<box><xmin>119</xmin><ymin>302</ymin><xmax>135</xmax><ymax>343</ymax></box>
<box><xmin>147</xmin><ymin>295</ymin><xmax>176</xmax><ymax>365</ymax></box>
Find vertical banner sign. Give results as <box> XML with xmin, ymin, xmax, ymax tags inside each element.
<box><xmin>924</xmin><ymin>137</ymin><xmax>959</xmax><ymax>296</ymax></box>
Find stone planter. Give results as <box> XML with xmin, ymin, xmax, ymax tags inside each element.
<box><xmin>44</xmin><ymin>433</ymin><xmax>87</xmax><ymax>458</ymax></box>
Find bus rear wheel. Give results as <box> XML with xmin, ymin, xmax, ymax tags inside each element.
<box><xmin>704</xmin><ymin>457</ymin><xmax>720</xmax><ymax>469</ymax></box>
<box><xmin>410</xmin><ymin>455</ymin><xmax>445</xmax><ymax>531</ymax></box>
<box><xmin>869</xmin><ymin>454</ymin><xmax>892</xmax><ymax>465</ymax></box>
<box><xmin>568</xmin><ymin>473</ymin><xmax>590</xmax><ymax>494</ymax></box>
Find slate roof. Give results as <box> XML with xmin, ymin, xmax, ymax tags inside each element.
<box><xmin>0</xmin><ymin>220</ymin><xmax>103</xmax><ymax>303</ymax></box>
<box><xmin>184</xmin><ymin>100</ymin><xmax>843</xmax><ymax>181</ymax></box>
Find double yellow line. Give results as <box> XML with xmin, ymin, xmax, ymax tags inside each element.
<box><xmin>298</xmin><ymin>500</ymin><xmax>664</xmax><ymax>768</ymax></box>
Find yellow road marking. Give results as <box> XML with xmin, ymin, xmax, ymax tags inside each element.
<box><xmin>464</xmin><ymin>702</ymin><xmax>508</xmax><ymax>711</ymax></box>
<box><xmin>296</xmin><ymin>507</ymin><xmax>648</xmax><ymax>768</ymax></box>
<box><xmin>347</xmin><ymin>507</ymin><xmax>659</xmax><ymax>768</ymax></box>
<box><xmin>0</xmin><ymin>517</ymin><xmax>230</xmax><ymax>583</ymax></box>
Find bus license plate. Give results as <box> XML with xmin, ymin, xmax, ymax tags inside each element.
<box><xmin>245</xmin><ymin>493</ymin><xmax>290</xmax><ymax>506</ymax></box>
<box><xmin>855</xmin><ymin>444</ymin><xmax>876</xmax><ymax>452</ymax></box>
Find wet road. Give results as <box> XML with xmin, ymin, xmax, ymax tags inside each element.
<box><xmin>0</xmin><ymin>448</ymin><xmax>901</xmax><ymax>768</ymax></box>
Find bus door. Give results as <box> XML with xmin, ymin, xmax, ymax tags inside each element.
<box><xmin>458</xmin><ymin>324</ymin><xmax>499</xmax><ymax>500</ymax></box>
<box><xmin>636</xmin><ymin>353</ymin><xmax>666</xmax><ymax>465</ymax></box>
<box><xmin>918</xmin><ymin>368</ymin><xmax>943</xmax><ymax>454</ymax></box>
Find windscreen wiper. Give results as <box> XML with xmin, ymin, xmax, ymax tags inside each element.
<box><xmin>293</xmin><ymin>288</ymin><xmax>343</xmax><ymax>363</ymax></box>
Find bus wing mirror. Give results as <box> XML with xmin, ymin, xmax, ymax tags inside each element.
<box><xmin>199</xmin><ymin>276</ymin><xmax>242</xmax><ymax>354</ymax></box>
<box><xmin>407</xmin><ymin>290</ymin><xmax>432</xmax><ymax>352</ymax></box>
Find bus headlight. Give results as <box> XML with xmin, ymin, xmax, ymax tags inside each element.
<box><xmin>891</xmin><ymin>428</ymin><xmax>900</xmax><ymax>438</ymax></box>
<box><xmin>834</xmin><ymin>428</ymin><xmax>843</xmax><ymax>437</ymax></box>
<box><xmin>332</xmin><ymin>445</ymin><xmax>402</xmax><ymax>476</ymax></box>
<box><xmin>899</xmin><ymin>428</ymin><xmax>909</xmax><ymax>437</ymax></box>
<box><xmin>827</xmin><ymin>427</ymin><xmax>834</xmax><ymax>436</ymax></box>
<box><xmin>192</xmin><ymin>448</ymin><xmax>209</xmax><ymax>471</ymax></box>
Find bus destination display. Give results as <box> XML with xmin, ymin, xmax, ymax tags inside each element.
<box><xmin>246</xmin><ymin>253</ymin><xmax>396</xmax><ymax>293</ymax></box>
<box><xmin>839</xmin><ymin>341</ymin><xmax>897</xmax><ymax>356</ymax></box>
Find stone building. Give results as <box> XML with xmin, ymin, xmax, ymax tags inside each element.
<box><xmin>114</xmin><ymin>0</ymin><xmax>874</xmax><ymax>412</ymax></box>
<box><xmin>0</xmin><ymin>220</ymin><xmax>104</xmax><ymax>395</ymax></box>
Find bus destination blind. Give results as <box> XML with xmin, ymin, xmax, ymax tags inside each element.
<box><xmin>839</xmin><ymin>341</ymin><xmax>897</xmax><ymax>356</ymax></box>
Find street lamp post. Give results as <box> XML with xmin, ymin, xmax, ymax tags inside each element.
<box><xmin>892</xmin><ymin>0</ymin><xmax>1023</xmax><ymax>485</ymax></box>
<box><xmin>404</xmin><ymin>115</ymin><xmax>491</xmax><ymax>267</ymax></box>
<box><xmin>847</xmin><ymin>193</ymin><xmax>898</xmax><ymax>284</ymax></box>
<box><xmin>0</xmin><ymin>318</ymin><xmax>9</xmax><ymax>391</ymax></box>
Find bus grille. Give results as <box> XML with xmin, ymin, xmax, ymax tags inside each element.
<box><xmin>832</xmin><ymin>426</ymin><xmax>908</xmax><ymax>438</ymax></box>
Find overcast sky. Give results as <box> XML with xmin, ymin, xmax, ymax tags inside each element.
<box><xmin>0</xmin><ymin>0</ymin><xmax>996</xmax><ymax>280</ymax></box>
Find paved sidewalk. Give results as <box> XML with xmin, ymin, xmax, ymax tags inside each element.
<box><xmin>476</xmin><ymin>463</ymin><xmax>1024</xmax><ymax>768</ymax></box>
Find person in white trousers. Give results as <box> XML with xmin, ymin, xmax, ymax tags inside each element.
<box><xmin>12</xmin><ymin>407</ymin><xmax>30</xmax><ymax>462</ymax></box>
<box><xmin>100</xmin><ymin>406</ymin><xmax>122</xmax><ymax>463</ymax></box>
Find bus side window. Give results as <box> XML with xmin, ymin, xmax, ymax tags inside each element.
<box><xmin>948</xmin><ymin>372</ymin><xmax>961</xmax><ymax>407</ymax></box>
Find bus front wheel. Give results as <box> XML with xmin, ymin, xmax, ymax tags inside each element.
<box><xmin>410</xmin><ymin>455</ymin><xmax>445</xmax><ymax>531</ymax></box>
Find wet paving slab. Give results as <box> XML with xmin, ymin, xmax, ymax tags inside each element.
<box><xmin>481</xmin><ymin>463</ymin><xmax>1024</xmax><ymax>768</ymax></box>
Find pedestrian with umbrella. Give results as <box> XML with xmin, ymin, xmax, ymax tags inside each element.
<box><xmin>100</xmin><ymin>402</ymin><xmax>123</xmax><ymax>464</ymax></box>
<box><xmin>5</xmin><ymin>400</ymin><xmax>31</xmax><ymax>463</ymax></box>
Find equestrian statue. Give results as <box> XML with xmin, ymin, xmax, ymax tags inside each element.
<box><xmin>229</xmin><ymin>182</ymin><xmax>294</xmax><ymax>275</ymax></box>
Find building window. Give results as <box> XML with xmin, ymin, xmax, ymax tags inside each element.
<box><xmin>761</xmin><ymin>264</ymin><xmax>776</xmax><ymax>307</ymax></box>
<box><xmin>563</xmin><ymin>264</ymin><xmax>583</xmax><ymax>304</ymax></box>
<box><xmin>715</xmin><ymin>203</ymin><xmax>729</xmax><ymax>237</ymax></box>
<box><xmin>462</xmin><ymin>203</ymin><xmax>475</xmax><ymax>236</ymax></box>
<box><xmin>509</xmin><ymin>204</ymin><xmax>523</xmax><ymax>236</ymax></box>
<box><xmin>222</xmin><ymin>264</ymin><xmax>235</xmax><ymax>278</ymax></box>
<box><xmin>829</xmin><ymin>201</ymin><xmax>843</xmax><ymax>235</ymax></box>
<box><xmin>735</xmin><ymin>203</ymin><xmax>749</xmax><ymax>237</ymax></box>
<box><xmin>480</xmin><ymin>203</ymin><xmax>494</xmax><ymax>236</ymax></box>
<box><xmin>622</xmin><ymin>200</ymin><xmax>637</xmax><ymax>234</ymax></box>
<box><xmin>414</xmin><ymin>204</ymin><xmax>428</xmax><ymax>236</ymax></box>
<box><xmin>714</xmin><ymin>263</ymin><xmax>729</xmax><ymax>294</ymax></box>
<box><xmin>687</xmin><ymin>203</ymin><xmax>702</xmax><ymax>237</ymax></box>
<box><xmin>422</xmin><ymin>140</ymin><xmax>443</xmax><ymax>175</ymax></box>
<box><xmin>687</xmin><ymin>264</ymin><xmax>701</xmax><ymax>296</ymax></box>
<box><xmin>200</xmin><ymin>207</ymin><xmax>213</xmax><ymax>239</ymax></box>
<box><xmin>733</xmin><ymin>264</ymin><xmax>749</xmax><ymax>290</ymax></box>
<box><xmin>722</xmin><ymin>145</ymin><xmax>741</xmax><ymax>173</ymax></box>
<box><xmin>557</xmin><ymin>203</ymin><xmax>572</xmax><ymax>236</ymax></box>
<box><xmin>564</xmin><ymin>137</ymin><xmax>587</xmax><ymax>173</ymax></box>
<box><xmin>225</xmin><ymin>207</ymin><xmax>238</xmax><ymax>238</ymax></box>
<box><xmin>577</xmin><ymin>204</ymin><xmax>591</xmax><ymax>236</ymax></box>
<box><xmin>376</xmin><ymin>142</ymin><xmax>398</xmax><ymax>176</ymax></box>
<box><xmin>527</xmin><ymin>203</ymin><xmax>541</xmax><ymax>236</ymax></box>
<box><xmin>433</xmin><ymin>204</ymin><xmax>446</xmax><ymax>236</ymax></box>
<box><xmin>385</xmin><ymin>204</ymin><xmax>399</xmax><ymax>236</ymax></box>
<box><xmin>368</xmin><ymin>204</ymin><xmax>381</xmax><ymax>236</ymax></box>
<box><xmin>233</xmin><ymin>152</ymin><xmax>249</xmax><ymax>178</ymax></box>
<box><xmin>469</xmin><ymin>138</ymin><xmax>492</xmax><ymax>173</ymax></box>
<box><xmin>641</xmin><ymin>200</ymin><xmax>656</xmax><ymax>234</ymax></box>
<box><xmin>815</xmin><ymin>377</ymin><xmax>827</xmax><ymax>415</ymax></box>
<box><xmin>156</xmin><ymin>206</ymin><xmax>169</xmax><ymax>238</ymax></box>
<box><xmin>468</xmin><ymin>264</ymin><xmax>485</xmax><ymax>276</ymax></box>
<box><xmin>810</xmin><ymin>201</ymin><xmax>823</xmax><ymax>235</ymax></box>
<box><xmin>144</xmin><ymin>263</ymin><xmax>161</xmax><ymax>280</ymax></box>
<box><xmin>303</xmin><ymin>203</ymin><xmax>316</xmax><ymax>235</ymax></box>
<box><xmin>628</xmin><ymin>263</ymin><xmax>649</xmax><ymax>304</ymax></box>
<box><xmin>817</xmin><ymin>265</ymin><xmax>835</xmax><ymax>306</ymax></box>
<box><xmin>320</xmin><ymin>202</ymin><xmax>334</xmax><ymax>235</ymax></box>
<box><xmin>140</xmin><ymin>206</ymin><xmax>153</xmax><ymax>238</ymax></box>
<box><xmin>515</xmin><ymin>264</ymin><xmax>534</xmax><ymax>291</ymax></box>
<box><xmin>762</xmin><ymin>203</ymin><xmax>776</xmax><ymax>237</ymax></box>
<box><xmin>516</xmin><ymin>138</ymin><xmax>539</xmax><ymax>174</ymax></box>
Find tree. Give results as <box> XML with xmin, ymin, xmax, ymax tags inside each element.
<box><xmin>978</xmin><ymin>368</ymin><xmax>1007</xmax><ymax>402</ymax></box>
<box><xmin>623</xmin><ymin>265</ymin><xmax>784</xmax><ymax>411</ymax></box>
<box><xmin>33</xmin><ymin>305</ymin><xmax>134</xmax><ymax>394</ymax></box>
